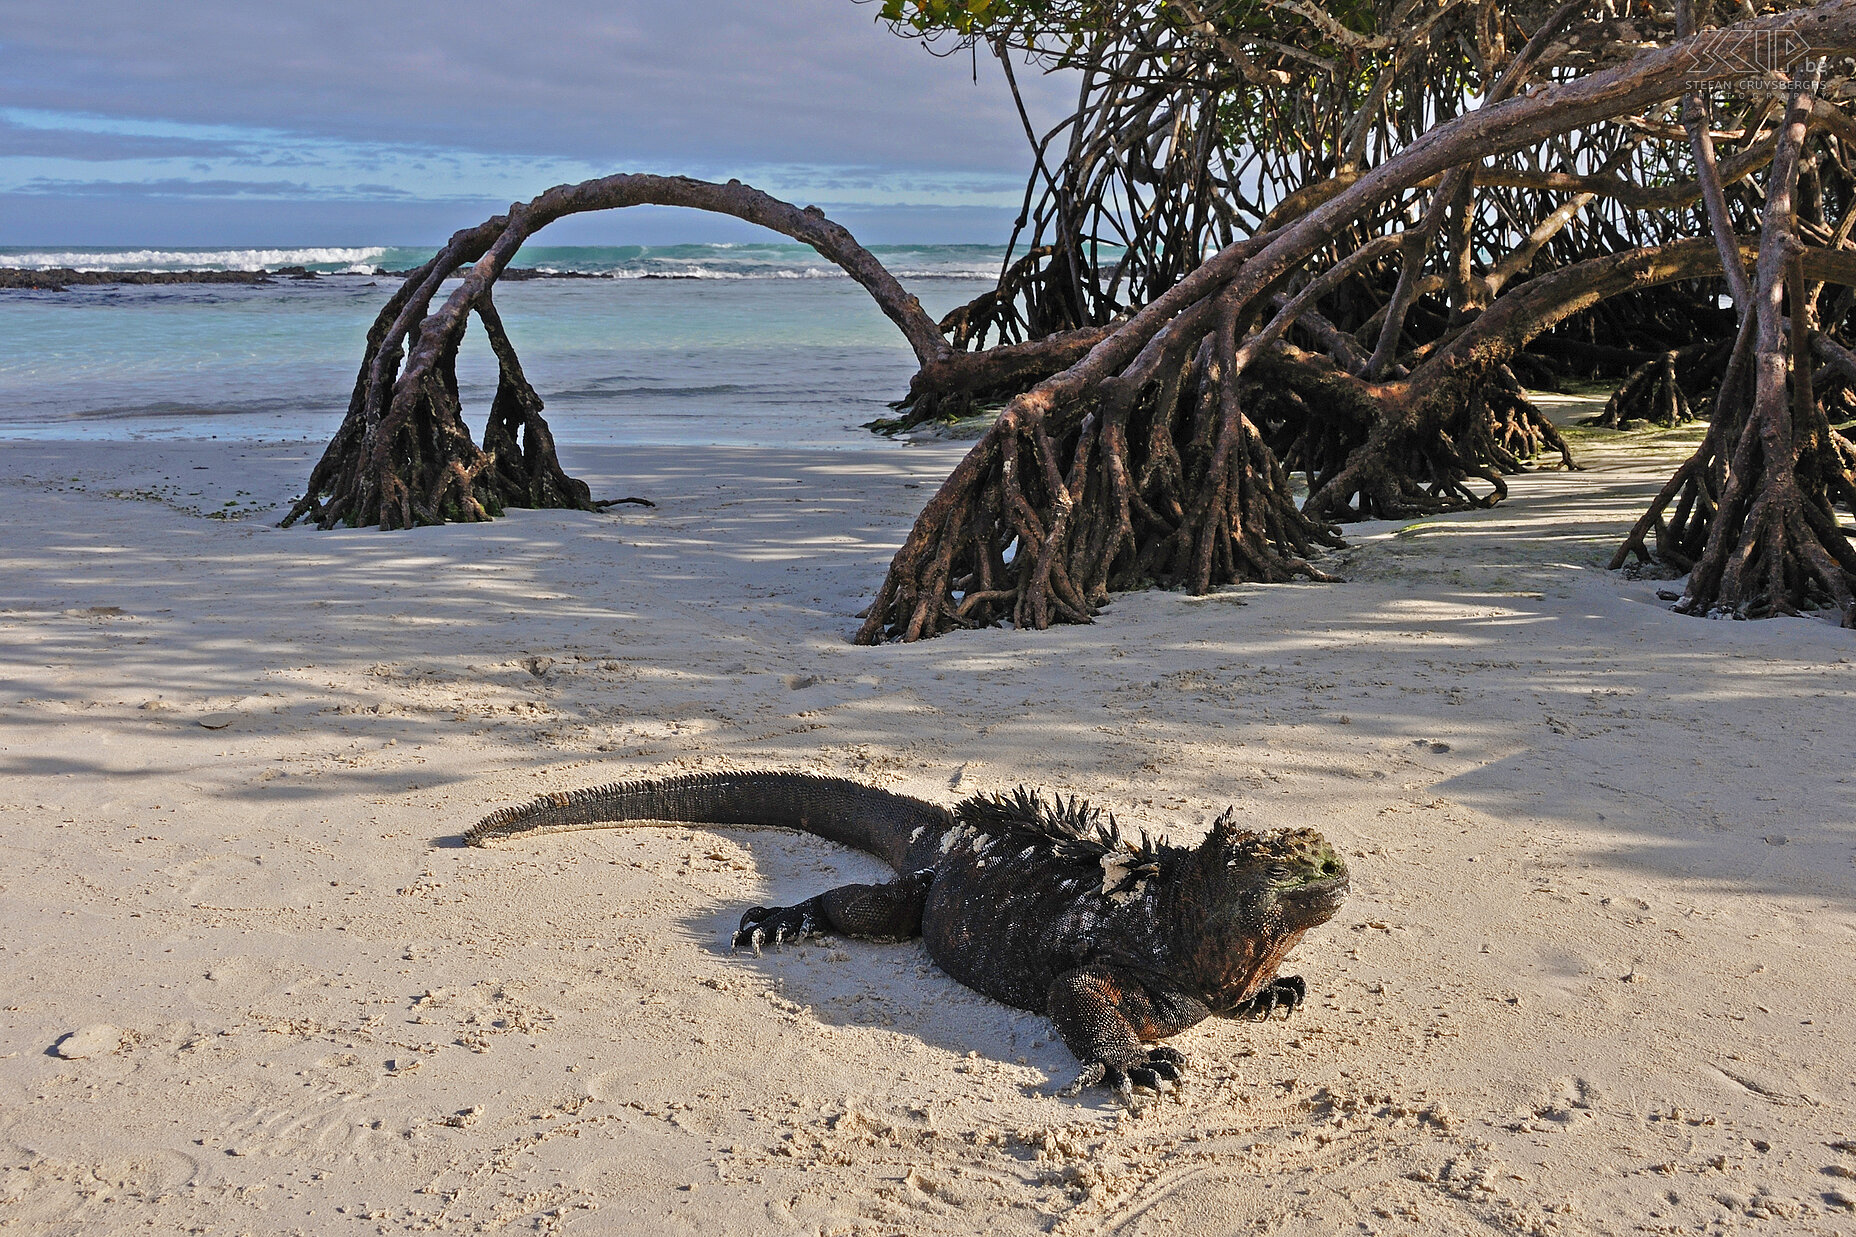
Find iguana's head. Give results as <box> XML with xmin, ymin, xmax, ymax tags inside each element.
<box><xmin>1207</xmin><ymin>821</ymin><xmax>1348</xmax><ymax>926</ymax></box>
<box><xmin>1177</xmin><ymin>815</ymin><xmax>1350</xmax><ymax>1007</ymax></box>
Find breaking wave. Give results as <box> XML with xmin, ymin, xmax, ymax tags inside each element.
<box><xmin>0</xmin><ymin>247</ymin><xmax>391</xmax><ymax>273</ymax></box>
<box><xmin>0</xmin><ymin>243</ymin><xmax>1038</xmax><ymax>280</ymax></box>
<box><xmin>505</xmin><ymin>243</ymin><xmax>1012</xmax><ymax>280</ymax></box>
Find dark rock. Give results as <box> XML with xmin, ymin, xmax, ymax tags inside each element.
<box><xmin>0</xmin><ymin>268</ymin><xmax>273</xmax><ymax>291</ymax></box>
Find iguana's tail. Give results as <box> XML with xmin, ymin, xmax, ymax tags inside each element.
<box><xmin>465</xmin><ymin>770</ymin><xmax>950</xmax><ymax>871</ymax></box>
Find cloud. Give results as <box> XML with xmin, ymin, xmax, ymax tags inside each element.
<box><xmin>0</xmin><ymin>3</ymin><xmax>1073</xmax><ymax>240</ymax></box>
<box><xmin>10</xmin><ymin>176</ymin><xmax>409</xmax><ymax>200</ymax></box>
<box><xmin>0</xmin><ymin>1</ymin><xmax>1072</xmax><ymax>177</ymax></box>
<box><xmin>0</xmin><ymin>117</ymin><xmax>240</xmax><ymax>162</ymax></box>
<box><xmin>0</xmin><ymin>117</ymin><xmax>1028</xmax><ymax>210</ymax></box>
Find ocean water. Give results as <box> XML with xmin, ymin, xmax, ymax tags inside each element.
<box><xmin>0</xmin><ymin>244</ymin><xmax>1006</xmax><ymax>447</ymax></box>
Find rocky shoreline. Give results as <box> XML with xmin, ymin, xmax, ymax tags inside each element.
<box><xmin>0</xmin><ymin>267</ymin><xmax>278</xmax><ymax>291</ymax></box>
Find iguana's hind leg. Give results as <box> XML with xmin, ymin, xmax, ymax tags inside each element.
<box><xmin>733</xmin><ymin>869</ymin><xmax>933</xmax><ymax>954</ymax></box>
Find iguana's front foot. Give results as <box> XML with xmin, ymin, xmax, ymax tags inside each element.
<box><xmin>1060</xmin><ymin>1047</ymin><xmax>1185</xmax><ymax>1106</ymax></box>
<box><xmin>732</xmin><ymin>899</ymin><xmax>825</xmax><ymax>954</ymax></box>
<box><xmin>1227</xmin><ymin>974</ymin><xmax>1306</xmax><ymax>1021</ymax></box>
<box><xmin>1048</xmin><ymin>964</ymin><xmax>1203</xmax><ymax>1108</ymax></box>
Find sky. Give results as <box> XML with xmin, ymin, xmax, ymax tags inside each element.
<box><xmin>0</xmin><ymin>1</ymin><xmax>1075</xmax><ymax>246</ymax></box>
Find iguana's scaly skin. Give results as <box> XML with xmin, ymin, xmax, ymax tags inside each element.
<box><xmin>468</xmin><ymin>771</ymin><xmax>1349</xmax><ymax>1103</ymax></box>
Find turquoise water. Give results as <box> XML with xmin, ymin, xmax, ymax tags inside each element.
<box><xmin>0</xmin><ymin>244</ymin><xmax>1005</xmax><ymax>446</ymax></box>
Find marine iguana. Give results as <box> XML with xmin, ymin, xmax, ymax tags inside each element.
<box><xmin>467</xmin><ymin>771</ymin><xmax>1349</xmax><ymax>1102</ymax></box>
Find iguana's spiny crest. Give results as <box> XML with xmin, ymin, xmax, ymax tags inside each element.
<box><xmin>954</xmin><ymin>786</ymin><xmax>1162</xmax><ymax>896</ymax></box>
<box><xmin>953</xmin><ymin>789</ymin><xmax>1346</xmax><ymax>917</ymax></box>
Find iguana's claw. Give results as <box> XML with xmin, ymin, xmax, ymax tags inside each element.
<box><xmin>1230</xmin><ymin>974</ymin><xmax>1307</xmax><ymax>1021</ymax></box>
<box><xmin>733</xmin><ymin>907</ymin><xmax>768</xmax><ymax>955</ymax></box>
<box><xmin>1057</xmin><ymin>1060</ymin><xmax>1102</xmax><ymax>1097</ymax></box>
<box><xmin>1126</xmin><ymin>1066</ymin><xmax>1172</xmax><ymax>1094</ymax></box>
<box><xmin>732</xmin><ymin>902</ymin><xmax>823</xmax><ymax>954</ymax></box>
<box><xmin>1060</xmin><ymin>1048</ymin><xmax>1187</xmax><ymax>1105</ymax></box>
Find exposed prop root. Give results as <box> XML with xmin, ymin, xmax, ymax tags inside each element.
<box><xmin>855</xmin><ymin>314</ymin><xmax>1344</xmax><ymax>644</ymax></box>
<box><xmin>1582</xmin><ymin>341</ymin><xmax>1724</xmax><ymax>428</ymax></box>
<box><xmin>937</xmin><ymin>245</ymin><xmax>1058</xmax><ymax>350</ymax></box>
<box><xmin>1612</xmin><ymin>95</ymin><xmax>1856</xmax><ymax>623</ymax></box>
<box><xmin>1486</xmin><ymin>366</ymin><xmax>1581</xmax><ymax>471</ymax></box>
<box><xmin>476</xmin><ymin>293</ymin><xmax>594</xmax><ymax>513</ymax></box>
<box><xmin>870</xmin><ymin>325</ymin><xmax>1115</xmax><ymax>436</ymax></box>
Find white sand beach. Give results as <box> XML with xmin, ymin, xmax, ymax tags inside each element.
<box><xmin>2</xmin><ymin>434</ymin><xmax>1853</xmax><ymax>1235</ymax></box>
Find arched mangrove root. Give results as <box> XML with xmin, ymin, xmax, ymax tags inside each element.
<box><xmin>285</xmin><ymin>176</ymin><xmax>952</xmax><ymax>531</ymax></box>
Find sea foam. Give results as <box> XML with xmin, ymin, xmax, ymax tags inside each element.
<box><xmin>0</xmin><ymin>242</ymin><xmax>1027</xmax><ymax>280</ymax></box>
<box><xmin>0</xmin><ymin>247</ymin><xmax>390</xmax><ymax>273</ymax></box>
